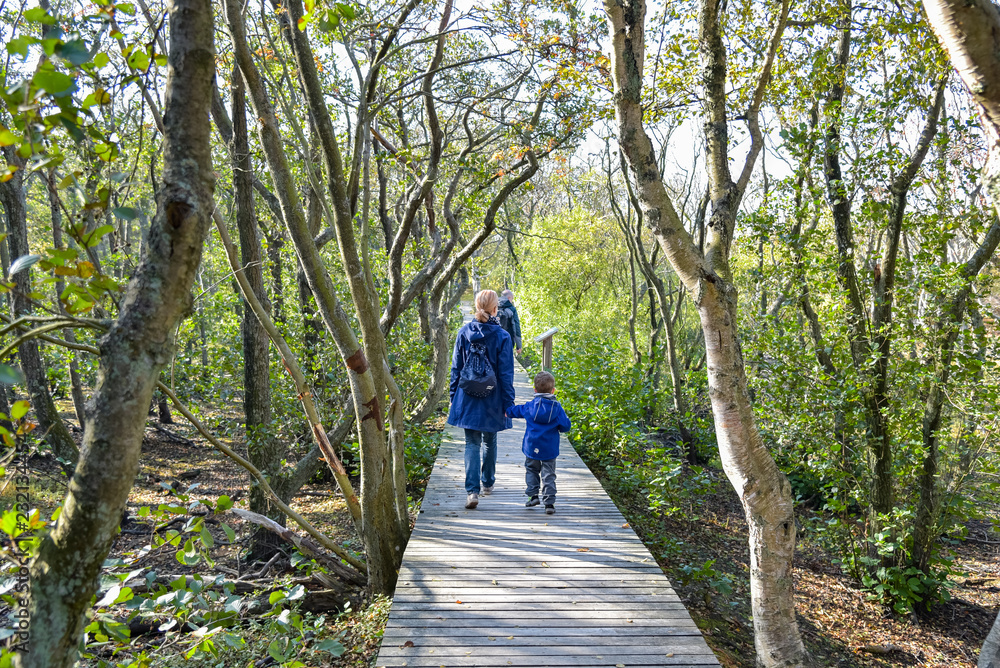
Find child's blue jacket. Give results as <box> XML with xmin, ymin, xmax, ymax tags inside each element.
<box><xmin>447</xmin><ymin>320</ymin><xmax>515</xmax><ymax>433</ymax></box>
<box><xmin>507</xmin><ymin>393</ymin><xmax>571</xmax><ymax>461</ymax></box>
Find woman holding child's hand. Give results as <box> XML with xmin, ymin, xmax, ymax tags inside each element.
<box><xmin>447</xmin><ymin>290</ymin><xmax>516</xmax><ymax>510</ymax></box>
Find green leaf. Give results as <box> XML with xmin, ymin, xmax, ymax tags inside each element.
<box><xmin>113</xmin><ymin>206</ymin><xmax>138</xmax><ymax>220</ymax></box>
<box><xmin>336</xmin><ymin>2</ymin><xmax>355</xmax><ymax>20</ymax></box>
<box><xmin>10</xmin><ymin>401</ymin><xmax>29</xmax><ymax>420</ymax></box>
<box><xmin>221</xmin><ymin>523</ymin><xmax>235</xmax><ymax>542</ymax></box>
<box><xmin>94</xmin><ymin>143</ymin><xmax>116</xmax><ymax>162</ymax></box>
<box><xmin>83</xmin><ymin>224</ymin><xmax>114</xmax><ymax>247</ymax></box>
<box><xmin>267</xmin><ymin>639</ymin><xmax>288</xmax><ymax>662</ymax></box>
<box><xmin>33</xmin><ymin>70</ymin><xmax>77</xmax><ymax>98</ymax></box>
<box><xmin>116</xmin><ymin>3</ymin><xmax>136</xmax><ymax>15</ymax></box>
<box><xmin>0</xmin><ymin>127</ymin><xmax>16</xmax><ymax>147</ymax></box>
<box><xmin>200</xmin><ymin>527</ymin><xmax>214</xmax><ymax>548</ymax></box>
<box><xmin>57</xmin><ymin>39</ymin><xmax>90</xmax><ymax>66</ymax></box>
<box><xmin>23</xmin><ymin>7</ymin><xmax>56</xmax><ymax>24</ymax></box>
<box><xmin>154</xmin><ymin>53</ymin><xmax>167</xmax><ymax>67</ymax></box>
<box><xmin>268</xmin><ymin>590</ymin><xmax>286</xmax><ymax>605</ymax></box>
<box><xmin>93</xmin><ymin>52</ymin><xmax>109</xmax><ymax>69</ymax></box>
<box><xmin>216</xmin><ymin>494</ymin><xmax>233</xmax><ymax>512</ymax></box>
<box><xmin>314</xmin><ymin>638</ymin><xmax>346</xmax><ymax>656</ymax></box>
<box><xmin>6</xmin><ymin>36</ymin><xmax>37</xmax><ymax>58</ymax></box>
<box><xmin>127</xmin><ymin>48</ymin><xmax>150</xmax><ymax>72</ymax></box>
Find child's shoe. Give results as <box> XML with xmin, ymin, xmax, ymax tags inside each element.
<box><xmin>465</xmin><ymin>493</ymin><xmax>479</xmax><ymax>509</ymax></box>
<box><xmin>545</xmin><ymin>505</ymin><xmax>555</xmax><ymax>515</ymax></box>
<box><xmin>525</xmin><ymin>496</ymin><xmax>540</xmax><ymax>507</ymax></box>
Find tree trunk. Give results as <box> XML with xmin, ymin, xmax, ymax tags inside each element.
<box><xmin>982</xmin><ymin>611</ymin><xmax>1000</xmax><ymax>668</ymax></box>
<box><xmin>18</xmin><ymin>0</ymin><xmax>216</xmax><ymax>662</ymax></box>
<box><xmin>605</xmin><ymin>0</ymin><xmax>809</xmax><ymax>665</ymax></box>
<box><xmin>231</xmin><ymin>66</ymin><xmax>287</xmax><ymax>559</ymax></box>
<box><xmin>157</xmin><ymin>391</ymin><xmax>174</xmax><ymax>424</ymax></box>
<box><xmin>225</xmin><ymin>0</ymin><xmax>405</xmax><ymax>593</ymax></box>
<box><xmin>0</xmin><ymin>148</ymin><xmax>79</xmax><ymax>467</ymax></box>
<box><xmin>47</xmin><ymin>171</ymin><xmax>88</xmax><ymax>427</ymax></box>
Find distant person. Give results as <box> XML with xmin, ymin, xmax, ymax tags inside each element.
<box><xmin>498</xmin><ymin>289</ymin><xmax>522</xmax><ymax>355</ymax></box>
<box><xmin>448</xmin><ymin>290</ymin><xmax>516</xmax><ymax>510</ymax></box>
<box><xmin>506</xmin><ymin>371</ymin><xmax>571</xmax><ymax>515</ymax></box>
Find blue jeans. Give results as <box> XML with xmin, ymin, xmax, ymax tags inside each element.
<box><xmin>464</xmin><ymin>429</ymin><xmax>498</xmax><ymax>494</ymax></box>
<box><xmin>525</xmin><ymin>457</ymin><xmax>557</xmax><ymax>505</ymax></box>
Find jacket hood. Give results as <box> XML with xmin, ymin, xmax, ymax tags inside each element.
<box><xmin>529</xmin><ymin>394</ymin><xmax>560</xmax><ymax>425</ymax></box>
<box><xmin>498</xmin><ymin>298</ymin><xmax>514</xmax><ymax>308</ymax></box>
<box><xmin>465</xmin><ymin>320</ymin><xmax>499</xmax><ymax>342</ymax></box>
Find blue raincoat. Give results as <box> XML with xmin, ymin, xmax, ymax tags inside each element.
<box><xmin>447</xmin><ymin>320</ymin><xmax>515</xmax><ymax>433</ymax></box>
<box><xmin>506</xmin><ymin>393</ymin><xmax>571</xmax><ymax>460</ymax></box>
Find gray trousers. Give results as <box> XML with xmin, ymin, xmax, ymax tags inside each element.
<box><xmin>525</xmin><ymin>457</ymin><xmax>557</xmax><ymax>505</ymax></box>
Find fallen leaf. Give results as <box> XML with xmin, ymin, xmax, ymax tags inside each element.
<box><xmin>666</xmin><ymin>653</ymin><xmax>674</xmax><ymax>657</ymax></box>
<box><xmin>492</xmin><ymin>579</ymin><xmax>498</xmax><ymax>585</ymax></box>
<box><xmin>507</xmin><ymin>635</ymin><xmax>514</xmax><ymax>639</ymax></box>
<box><xmin>488</xmin><ymin>636</ymin><xmax>496</xmax><ymax>641</ymax></box>
<box><xmin>577</xmin><ymin>547</ymin><xmax>591</xmax><ymax>552</ymax></box>
<box><xmin>616</xmin><ymin>664</ymin><xmax>626</xmax><ymax>667</ymax></box>
<box><xmin>622</xmin><ymin>522</ymin><xmax>629</xmax><ymax>528</ymax></box>
<box><xmin>400</xmin><ymin>641</ymin><xmax>415</xmax><ymax>648</ymax></box>
<box><xmin>542</xmin><ymin>562</ymin><xmax>550</xmax><ymax>567</ymax></box>
<box><xmin>455</xmin><ymin>600</ymin><xmax>463</xmax><ymax>604</ymax></box>
<box><xmin>428</xmin><ymin>649</ymin><xmax>435</xmax><ymax>653</ymax></box>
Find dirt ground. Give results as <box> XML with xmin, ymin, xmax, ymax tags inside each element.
<box><xmin>16</xmin><ymin>409</ymin><xmax>1000</xmax><ymax>667</ymax></box>
<box><xmin>604</xmin><ymin>463</ymin><xmax>1000</xmax><ymax>668</ymax></box>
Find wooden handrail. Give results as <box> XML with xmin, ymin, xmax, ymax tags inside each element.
<box><xmin>533</xmin><ymin>326</ymin><xmax>559</xmax><ymax>370</ymax></box>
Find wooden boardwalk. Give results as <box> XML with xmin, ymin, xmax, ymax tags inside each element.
<box><xmin>376</xmin><ymin>361</ymin><xmax>720</xmax><ymax>667</ymax></box>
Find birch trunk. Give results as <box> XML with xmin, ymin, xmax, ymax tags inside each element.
<box><xmin>605</xmin><ymin>0</ymin><xmax>809</xmax><ymax>665</ymax></box>
<box><xmin>17</xmin><ymin>0</ymin><xmax>216</xmax><ymax>662</ymax></box>
<box><xmin>982</xmin><ymin>611</ymin><xmax>1000</xmax><ymax>668</ymax></box>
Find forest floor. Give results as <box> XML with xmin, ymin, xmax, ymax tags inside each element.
<box><xmin>585</xmin><ymin>455</ymin><xmax>1000</xmax><ymax>668</ymax></box>
<box><xmin>19</xmin><ymin>404</ymin><xmax>440</xmax><ymax>667</ymax></box>
<box><xmin>17</xmin><ymin>406</ymin><xmax>999</xmax><ymax>667</ymax></box>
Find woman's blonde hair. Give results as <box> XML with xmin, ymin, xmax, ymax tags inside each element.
<box><xmin>474</xmin><ymin>290</ymin><xmax>499</xmax><ymax>323</ymax></box>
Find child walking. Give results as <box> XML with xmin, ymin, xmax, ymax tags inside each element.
<box><xmin>506</xmin><ymin>371</ymin><xmax>571</xmax><ymax>515</ymax></box>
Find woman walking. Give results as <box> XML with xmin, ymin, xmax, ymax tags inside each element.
<box><xmin>448</xmin><ymin>290</ymin><xmax>516</xmax><ymax>509</ymax></box>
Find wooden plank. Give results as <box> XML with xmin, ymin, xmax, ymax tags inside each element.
<box><xmin>375</xmin><ymin>346</ymin><xmax>718</xmax><ymax>668</ymax></box>
<box><xmin>389</xmin><ymin>603</ymin><xmax>693</xmax><ymax>612</ymax></box>
<box><xmin>374</xmin><ymin>656</ymin><xmax>721</xmax><ymax>667</ymax></box>
<box><xmin>378</xmin><ymin>643</ymin><xmax>713</xmax><ymax>657</ymax></box>
<box><xmin>383</xmin><ymin>614</ymin><xmax>699</xmax><ymax>625</ymax></box>
<box><xmin>381</xmin><ymin>626</ymin><xmax>702</xmax><ymax>638</ymax></box>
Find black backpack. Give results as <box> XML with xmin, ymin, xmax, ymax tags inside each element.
<box><xmin>459</xmin><ymin>342</ymin><xmax>497</xmax><ymax>398</ymax></box>
<box><xmin>498</xmin><ymin>306</ymin><xmax>515</xmax><ymax>337</ymax></box>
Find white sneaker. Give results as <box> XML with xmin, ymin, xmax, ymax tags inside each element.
<box><xmin>465</xmin><ymin>493</ymin><xmax>479</xmax><ymax>509</ymax></box>
<box><xmin>481</xmin><ymin>486</ymin><xmax>494</xmax><ymax>496</ymax></box>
